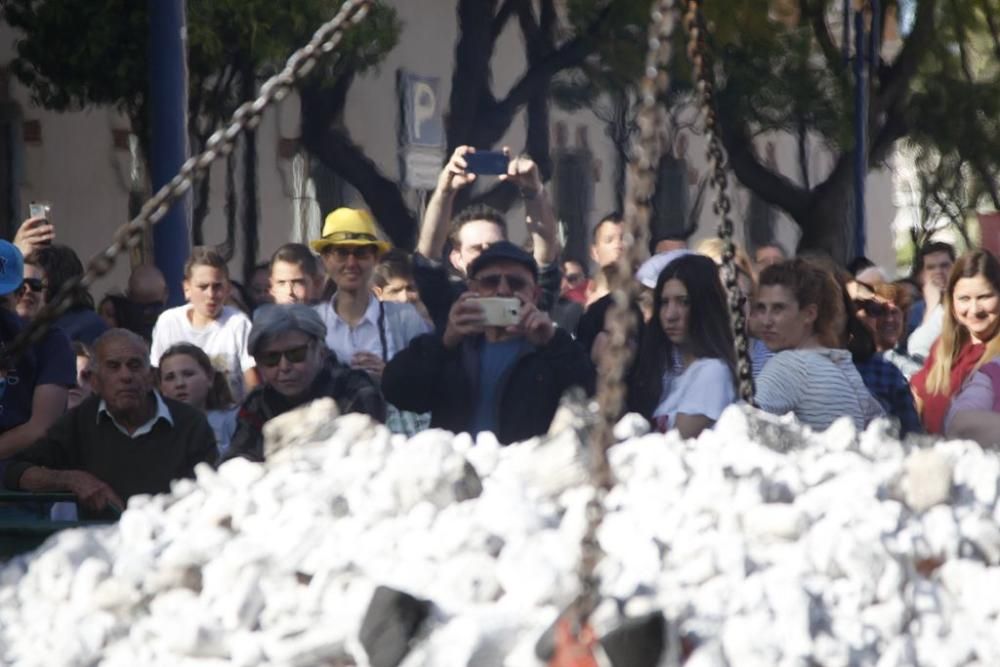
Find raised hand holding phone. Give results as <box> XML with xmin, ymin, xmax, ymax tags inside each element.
<box><xmin>14</xmin><ymin>202</ymin><xmax>55</xmax><ymax>256</ymax></box>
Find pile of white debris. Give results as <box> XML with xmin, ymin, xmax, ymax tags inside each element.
<box><xmin>2</xmin><ymin>398</ymin><xmax>999</xmax><ymax>667</ymax></box>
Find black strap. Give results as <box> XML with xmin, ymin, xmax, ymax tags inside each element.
<box><xmin>377</xmin><ymin>300</ymin><xmax>388</xmax><ymax>361</ymax></box>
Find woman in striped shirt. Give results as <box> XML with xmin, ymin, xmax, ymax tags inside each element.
<box><xmin>753</xmin><ymin>259</ymin><xmax>883</xmax><ymax>432</ymax></box>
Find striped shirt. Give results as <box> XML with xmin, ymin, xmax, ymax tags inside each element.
<box><xmin>755</xmin><ymin>348</ymin><xmax>884</xmax><ymax>432</ymax></box>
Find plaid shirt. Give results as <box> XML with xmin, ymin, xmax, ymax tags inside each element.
<box><xmin>854</xmin><ymin>353</ymin><xmax>921</xmax><ymax>436</ymax></box>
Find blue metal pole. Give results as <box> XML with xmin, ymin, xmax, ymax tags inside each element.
<box><xmin>149</xmin><ymin>0</ymin><xmax>190</xmax><ymax>306</ymax></box>
<box><xmin>853</xmin><ymin>10</ymin><xmax>867</xmax><ymax>260</ymax></box>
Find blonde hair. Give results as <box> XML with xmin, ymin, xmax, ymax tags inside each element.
<box><xmin>925</xmin><ymin>250</ymin><xmax>1000</xmax><ymax>395</ymax></box>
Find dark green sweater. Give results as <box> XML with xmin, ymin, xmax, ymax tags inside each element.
<box><xmin>3</xmin><ymin>393</ymin><xmax>216</xmax><ymax>512</ymax></box>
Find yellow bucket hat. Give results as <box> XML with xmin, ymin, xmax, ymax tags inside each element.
<box><xmin>309</xmin><ymin>208</ymin><xmax>391</xmax><ymax>255</ymax></box>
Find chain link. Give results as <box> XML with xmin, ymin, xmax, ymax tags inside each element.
<box><xmin>0</xmin><ymin>0</ymin><xmax>373</xmax><ymax>368</ymax></box>
<box><xmin>683</xmin><ymin>0</ymin><xmax>755</xmax><ymax>404</ymax></box>
<box><xmin>572</xmin><ymin>0</ymin><xmax>679</xmax><ymax>629</ymax></box>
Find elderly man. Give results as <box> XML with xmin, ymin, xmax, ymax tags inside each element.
<box><xmin>3</xmin><ymin>328</ymin><xmax>216</xmax><ymax>518</ymax></box>
<box><xmin>224</xmin><ymin>304</ymin><xmax>386</xmax><ymax>462</ymax></box>
<box><xmin>383</xmin><ymin>242</ymin><xmax>595</xmax><ymax>444</ymax></box>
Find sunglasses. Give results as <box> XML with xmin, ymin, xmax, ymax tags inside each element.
<box><xmin>326</xmin><ymin>245</ymin><xmax>377</xmax><ymax>260</ymax></box>
<box><xmin>256</xmin><ymin>343</ymin><xmax>311</xmax><ymax>368</ymax></box>
<box><xmin>854</xmin><ymin>298</ymin><xmax>887</xmax><ymax>318</ymax></box>
<box><xmin>564</xmin><ymin>273</ymin><xmax>586</xmax><ymax>285</ymax></box>
<box><xmin>475</xmin><ymin>273</ymin><xmax>530</xmax><ymax>292</ymax></box>
<box><xmin>22</xmin><ymin>278</ymin><xmax>46</xmax><ymax>293</ymax></box>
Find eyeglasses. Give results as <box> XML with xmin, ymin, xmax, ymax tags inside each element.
<box><xmin>256</xmin><ymin>343</ymin><xmax>311</xmax><ymax>368</ymax></box>
<box><xmin>474</xmin><ymin>273</ymin><xmax>530</xmax><ymax>292</ymax></box>
<box><xmin>564</xmin><ymin>273</ymin><xmax>586</xmax><ymax>285</ymax></box>
<box><xmin>326</xmin><ymin>245</ymin><xmax>377</xmax><ymax>260</ymax></box>
<box><xmin>22</xmin><ymin>278</ymin><xmax>46</xmax><ymax>293</ymax></box>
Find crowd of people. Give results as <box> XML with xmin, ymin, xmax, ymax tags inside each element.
<box><xmin>1</xmin><ymin>145</ymin><xmax>998</xmax><ymax>519</ymax></box>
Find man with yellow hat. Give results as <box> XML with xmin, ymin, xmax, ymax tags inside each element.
<box><xmin>310</xmin><ymin>208</ymin><xmax>430</xmax><ymax>417</ymax></box>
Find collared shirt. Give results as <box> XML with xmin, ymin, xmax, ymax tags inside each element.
<box><xmin>315</xmin><ymin>293</ymin><xmax>388</xmax><ymax>365</ymax></box>
<box><xmin>854</xmin><ymin>354</ymin><xmax>921</xmax><ymax>436</ymax></box>
<box><xmin>97</xmin><ymin>391</ymin><xmax>174</xmax><ymax>439</ymax></box>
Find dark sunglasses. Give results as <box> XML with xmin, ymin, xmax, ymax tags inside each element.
<box><xmin>256</xmin><ymin>343</ymin><xmax>311</xmax><ymax>368</ymax></box>
<box><xmin>564</xmin><ymin>273</ymin><xmax>586</xmax><ymax>285</ymax></box>
<box><xmin>854</xmin><ymin>298</ymin><xmax>887</xmax><ymax>318</ymax></box>
<box><xmin>22</xmin><ymin>278</ymin><xmax>45</xmax><ymax>293</ymax></box>
<box><xmin>327</xmin><ymin>245</ymin><xmax>377</xmax><ymax>260</ymax></box>
<box><xmin>475</xmin><ymin>273</ymin><xmax>530</xmax><ymax>292</ymax></box>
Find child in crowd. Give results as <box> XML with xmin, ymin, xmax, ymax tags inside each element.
<box><xmin>268</xmin><ymin>243</ymin><xmax>325</xmax><ymax>306</ymax></box>
<box><xmin>754</xmin><ymin>259</ymin><xmax>883</xmax><ymax>432</ymax></box>
<box><xmin>372</xmin><ymin>249</ymin><xmax>431</xmax><ymax>323</ymax></box>
<box><xmin>629</xmin><ymin>254</ymin><xmax>738</xmax><ymax>439</ymax></box>
<box><xmin>150</xmin><ymin>247</ymin><xmax>258</xmax><ymax>402</ymax></box>
<box><xmin>67</xmin><ymin>342</ymin><xmax>93</xmax><ymax>410</ymax></box>
<box><xmin>159</xmin><ymin>343</ymin><xmax>237</xmax><ymax>457</ymax></box>
<box><xmin>912</xmin><ymin>249</ymin><xmax>1000</xmax><ymax>434</ymax></box>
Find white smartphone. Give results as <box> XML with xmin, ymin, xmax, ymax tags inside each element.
<box><xmin>473</xmin><ymin>297</ymin><xmax>521</xmax><ymax>327</ymax></box>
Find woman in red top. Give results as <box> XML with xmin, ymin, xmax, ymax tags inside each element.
<box><xmin>912</xmin><ymin>249</ymin><xmax>1000</xmax><ymax>433</ymax></box>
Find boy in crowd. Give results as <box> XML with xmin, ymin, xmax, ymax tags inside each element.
<box><xmin>268</xmin><ymin>243</ymin><xmax>325</xmax><ymax>306</ymax></box>
<box><xmin>150</xmin><ymin>247</ymin><xmax>258</xmax><ymax>402</ymax></box>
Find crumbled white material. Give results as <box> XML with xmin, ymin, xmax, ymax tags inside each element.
<box><xmin>3</xmin><ymin>405</ymin><xmax>1000</xmax><ymax>667</ymax></box>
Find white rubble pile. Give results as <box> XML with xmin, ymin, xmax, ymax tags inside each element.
<box><xmin>2</xmin><ymin>400</ymin><xmax>1000</xmax><ymax>667</ymax></box>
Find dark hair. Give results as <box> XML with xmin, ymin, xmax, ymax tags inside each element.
<box><xmin>629</xmin><ymin>254</ymin><xmax>737</xmax><ymax>419</ymax></box>
<box><xmin>915</xmin><ymin>241</ymin><xmax>956</xmax><ymax>275</ymax></box>
<box><xmin>448</xmin><ymin>205</ymin><xmax>508</xmax><ymax>249</ymax></box>
<box><xmin>835</xmin><ymin>273</ymin><xmax>876</xmax><ymax>363</ymax></box>
<box><xmin>372</xmin><ymin>249</ymin><xmax>414</xmax><ymax>289</ymax></box>
<box><xmin>591</xmin><ymin>212</ymin><xmax>623</xmax><ymax>244</ymax></box>
<box><xmin>158</xmin><ymin>343</ymin><xmax>235</xmax><ymax>410</ymax></box>
<box><xmin>29</xmin><ymin>245</ymin><xmax>93</xmax><ymax>310</ymax></box>
<box><xmin>184</xmin><ymin>246</ymin><xmax>229</xmax><ymax>280</ymax></box>
<box><xmin>759</xmin><ymin>258</ymin><xmax>845</xmax><ymax>348</ymax></box>
<box><xmin>847</xmin><ymin>256</ymin><xmax>875</xmax><ymax>276</ymax></box>
<box><xmin>562</xmin><ymin>257</ymin><xmax>589</xmax><ymax>279</ymax></box>
<box><xmin>270</xmin><ymin>243</ymin><xmax>321</xmax><ymax>277</ymax></box>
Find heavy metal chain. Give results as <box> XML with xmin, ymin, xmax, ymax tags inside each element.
<box><xmin>571</xmin><ymin>0</ymin><xmax>679</xmax><ymax>631</ymax></box>
<box><xmin>0</xmin><ymin>0</ymin><xmax>373</xmax><ymax>368</ymax></box>
<box><xmin>683</xmin><ymin>0</ymin><xmax>755</xmax><ymax>403</ymax></box>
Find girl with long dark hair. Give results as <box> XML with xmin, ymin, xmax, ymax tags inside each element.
<box><xmin>630</xmin><ymin>254</ymin><xmax>738</xmax><ymax>438</ymax></box>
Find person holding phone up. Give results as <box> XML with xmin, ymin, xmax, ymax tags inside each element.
<box><xmin>383</xmin><ymin>242</ymin><xmax>594</xmax><ymax>445</ymax></box>
<box><xmin>413</xmin><ymin>146</ymin><xmax>562</xmax><ymax>333</ymax></box>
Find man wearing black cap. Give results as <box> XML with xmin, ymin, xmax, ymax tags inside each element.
<box><xmin>383</xmin><ymin>242</ymin><xmax>594</xmax><ymax>444</ymax></box>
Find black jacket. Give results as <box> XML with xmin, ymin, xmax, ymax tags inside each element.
<box><xmin>382</xmin><ymin>329</ymin><xmax>595</xmax><ymax>444</ymax></box>
<box><xmin>224</xmin><ymin>358</ymin><xmax>386</xmax><ymax>462</ymax></box>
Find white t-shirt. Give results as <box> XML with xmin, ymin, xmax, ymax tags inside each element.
<box><xmin>908</xmin><ymin>304</ymin><xmax>943</xmax><ymax>361</ymax></box>
<box><xmin>207</xmin><ymin>408</ymin><xmax>238</xmax><ymax>458</ymax></box>
<box><xmin>150</xmin><ymin>305</ymin><xmax>256</xmax><ymax>402</ymax></box>
<box><xmin>651</xmin><ymin>358</ymin><xmax>737</xmax><ymax>432</ymax></box>
<box><xmin>314</xmin><ymin>294</ymin><xmax>430</xmax><ymax>364</ymax></box>
<box><xmin>755</xmin><ymin>348</ymin><xmax>884</xmax><ymax>432</ymax></box>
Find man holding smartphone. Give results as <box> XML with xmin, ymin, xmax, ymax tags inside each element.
<box><xmin>413</xmin><ymin>146</ymin><xmax>562</xmax><ymax>332</ymax></box>
<box><xmin>383</xmin><ymin>242</ymin><xmax>594</xmax><ymax>444</ymax></box>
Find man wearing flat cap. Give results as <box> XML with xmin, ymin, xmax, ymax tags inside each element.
<box><xmin>383</xmin><ymin>242</ymin><xmax>594</xmax><ymax>445</ymax></box>
<box><xmin>224</xmin><ymin>304</ymin><xmax>386</xmax><ymax>462</ymax></box>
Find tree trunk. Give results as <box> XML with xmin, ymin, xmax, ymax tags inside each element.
<box><xmin>299</xmin><ymin>81</ymin><xmax>417</xmax><ymax>249</ymax></box>
<box><xmin>795</xmin><ymin>173</ymin><xmax>853</xmax><ymax>261</ymax></box>
<box><xmin>240</xmin><ymin>64</ymin><xmax>260</xmax><ymax>283</ymax></box>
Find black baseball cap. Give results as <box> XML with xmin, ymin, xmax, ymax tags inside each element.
<box><xmin>467</xmin><ymin>241</ymin><xmax>539</xmax><ymax>281</ymax></box>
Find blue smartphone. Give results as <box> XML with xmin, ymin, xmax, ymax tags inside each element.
<box><xmin>464</xmin><ymin>151</ymin><xmax>509</xmax><ymax>175</ymax></box>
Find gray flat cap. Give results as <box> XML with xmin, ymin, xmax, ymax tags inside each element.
<box><xmin>248</xmin><ymin>304</ymin><xmax>327</xmax><ymax>356</ymax></box>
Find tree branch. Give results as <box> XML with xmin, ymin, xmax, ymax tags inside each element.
<box><xmin>491</xmin><ymin>0</ymin><xmax>521</xmax><ymax>42</ymax></box>
<box><xmin>982</xmin><ymin>0</ymin><xmax>1000</xmax><ymax>59</ymax></box>
<box><xmin>874</xmin><ymin>0</ymin><xmax>939</xmax><ymax>115</ymax></box>
<box><xmin>799</xmin><ymin>0</ymin><xmax>843</xmax><ymax>74</ymax></box>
